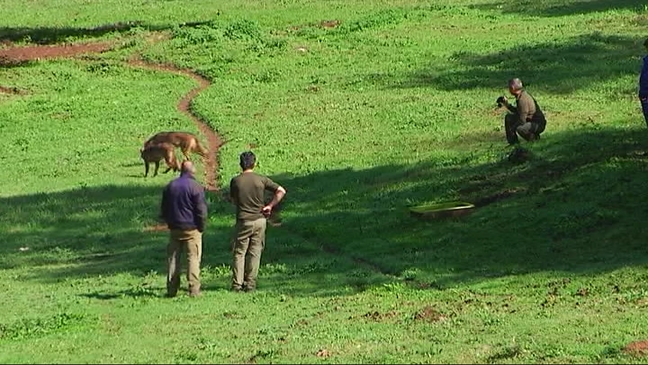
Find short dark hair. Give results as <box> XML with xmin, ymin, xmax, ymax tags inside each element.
<box><xmin>240</xmin><ymin>151</ymin><xmax>256</xmax><ymax>170</ymax></box>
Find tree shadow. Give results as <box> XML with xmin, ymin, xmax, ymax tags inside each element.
<box><xmin>80</xmin><ymin>286</ymin><xmax>164</xmax><ymax>300</ymax></box>
<box><xmin>0</xmin><ymin>184</ymin><xmax>238</xmax><ymax>283</ymax></box>
<box><xmin>472</xmin><ymin>0</ymin><xmax>646</xmax><ymax>17</ymax></box>
<box><xmin>0</xmin><ymin>20</ymin><xmax>211</xmax><ymax>45</ymax></box>
<box><xmin>0</xmin><ymin>58</ymin><xmax>33</xmax><ymax>69</ymax></box>
<box><xmin>0</xmin><ymin>185</ymin><xmax>180</xmax><ymax>275</ymax></box>
<box><xmin>0</xmin><ymin>182</ymin><xmax>387</xmax><ymax>298</ymax></box>
<box><xmin>257</xmin><ymin>124</ymin><xmax>648</xmax><ymax>291</ymax></box>
<box><xmin>4</xmin><ymin>125</ymin><xmax>648</xmax><ymax>297</ymax></box>
<box><xmin>400</xmin><ymin>33</ymin><xmax>643</xmax><ymax>94</ymax></box>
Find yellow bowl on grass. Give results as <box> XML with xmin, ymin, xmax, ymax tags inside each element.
<box><xmin>409</xmin><ymin>201</ymin><xmax>475</xmax><ymax>220</ymax></box>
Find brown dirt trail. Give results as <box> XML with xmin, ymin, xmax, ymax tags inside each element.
<box><xmin>0</xmin><ymin>42</ymin><xmax>113</xmax><ymax>63</ymax></box>
<box><xmin>0</xmin><ymin>41</ymin><xmax>222</xmax><ymax>191</ymax></box>
<box><xmin>128</xmin><ymin>59</ymin><xmax>222</xmax><ymax>191</ymax></box>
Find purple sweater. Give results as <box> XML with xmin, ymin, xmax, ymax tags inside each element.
<box><xmin>161</xmin><ymin>173</ymin><xmax>207</xmax><ymax>231</ymax></box>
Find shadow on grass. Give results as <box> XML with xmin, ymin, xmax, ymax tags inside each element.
<box><xmin>259</xmin><ymin>124</ymin><xmax>648</xmax><ymax>291</ymax></box>
<box><xmin>80</xmin><ymin>287</ymin><xmax>163</xmax><ymax>300</ymax></box>
<box><xmin>401</xmin><ymin>32</ymin><xmax>643</xmax><ymax>94</ymax></box>
<box><xmin>0</xmin><ymin>185</ymin><xmax>183</xmax><ymax>275</ymax></box>
<box><xmin>472</xmin><ymin>0</ymin><xmax>646</xmax><ymax>17</ymax></box>
<box><xmin>0</xmin><ymin>20</ymin><xmax>211</xmax><ymax>44</ymax></box>
<box><xmin>2</xmin><ymin>125</ymin><xmax>648</xmax><ymax>297</ymax></box>
<box><xmin>0</xmin><ymin>59</ymin><xmax>34</xmax><ymax>69</ymax></box>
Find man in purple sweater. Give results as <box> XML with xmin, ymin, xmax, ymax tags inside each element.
<box><xmin>161</xmin><ymin>160</ymin><xmax>208</xmax><ymax>298</ymax></box>
<box><xmin>640</xmin><ymin>38</ymin><xmax>648</xmax><ymax>127</ymax></box>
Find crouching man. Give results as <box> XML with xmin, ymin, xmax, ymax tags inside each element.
<box><xmin>498</xmin><ymin>78</ymin><xmax>547</xmax><ymax>145</ymax></box>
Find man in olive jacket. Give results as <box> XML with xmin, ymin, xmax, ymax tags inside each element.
<box><xmin>499</xmin><ymin>78</ymin><xmax>547</xmax><ymax>145</ymax></box>
<box><xmin>229</xmin><ymin>151</ymin><xmax>286</xmax><ymax>292</ymax></box>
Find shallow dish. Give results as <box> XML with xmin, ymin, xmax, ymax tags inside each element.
<box><xmin>409</xmin><ymin>201</ymin><xmax>475</xmax><ymax>220</ymax></box>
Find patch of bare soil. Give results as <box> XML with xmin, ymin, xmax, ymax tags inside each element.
<box><xmin>362</xmin><ymin>310</ymin><xmax>399</xmax><ymax>322</ymax></box>
<box><xmin>0</xmin><ymin>85</ymin><xmax>25</xmax><ymax>95</ymax></box>
<box><xmin>0</xmin><ymin>41</ymin><xmax>113</xmax><ymax>65</ymax></box>
<box><xmin>320</xmin><ymin>20</ymin><xmax>341</xmax><ymax>28</ymax></box>
<box><xmin>413</xmin><ymin>305</ymin><xmax>447</xmax><ymax>323</ymax></box>
<box><xmin>316</xmin><ymin>349</ymin><xmax>330</xmax><ymax>357</ymax></box>
<box><xmin>287</xmin><ymin>19</ymin><xmax>340</xmax><ymax>33</ymax></box>
<box><xmin>623</xmin><ymin>340</ymin><xmax>648</xmax><ymax>356</ymax></box>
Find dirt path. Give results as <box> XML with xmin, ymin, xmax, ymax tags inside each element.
<box><xmin>0</xmin><ymin>42</ymin><xmax>113</xmax><ymax>64</ymax></box>
<box><xmin>128</xmin><ymin>59</ymin><xmax>222</xmax><ymax>191</ymax></box>
<box><xmin>0</xmin><ymin>41</ymin><xmax>222</xmax><ymax>191</ymax></box>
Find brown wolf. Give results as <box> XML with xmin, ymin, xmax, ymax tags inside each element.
<box><xmin>143</xmin><ymin>131</ymin><xmax>208</xmax><ymax>161</ymax></box>
<box><xmin>140</xmin><ymin>142</ymin><xmax>180</xmax><ymax>177</ymax></box>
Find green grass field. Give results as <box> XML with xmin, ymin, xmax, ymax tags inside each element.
<box><xmin>1</xmin><ymin>0</ymin><xmax>648</xmax><ymax>363</ymax></box>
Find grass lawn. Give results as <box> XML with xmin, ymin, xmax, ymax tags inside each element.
<box><xmin>1</xmin><ymin>0</ymin><xmax>648</xmax><ymax>363</ymax></box>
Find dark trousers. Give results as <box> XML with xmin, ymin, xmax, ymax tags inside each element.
<box><xmin>505</xmin><ymin>114</ymin><xmax>542</xmax><ymax>144</ymax></box>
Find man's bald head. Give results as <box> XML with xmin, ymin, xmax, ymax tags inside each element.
<box><xmin>508</xmin><ymin>78</ymin><xmax>524</xmax><ymax>91</ymax></box>
<box><xmin>508</xmin><ymin>78</ymin><xmax>525</xmax><ymax>96</ymax></box>
<box><xmin>181</xmin><ymin>160</ymin><xmax>196</xmax><ymax>175</ymax></box>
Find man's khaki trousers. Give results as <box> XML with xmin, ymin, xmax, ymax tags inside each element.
<box><xmin>231</xmin><ymin>218</ymin><xmax>266</xmax><ymax>291</ymax></box>
<box><xmin>167</xmin><ymin>229</ymin><xmax>202</xmax><ymax>296</ymax></box>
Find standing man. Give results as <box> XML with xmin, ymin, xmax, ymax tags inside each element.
<box><xmin>229</xmin><ymin>151</ymin><xmax>286</xmax><ymax>292</ymax></box>
<box><xmin>498</xmin><ymin>78</ymin><xmax>547</xmax><ymax>145</ymax></box>
<box><xmin>639</xmin><ymin>38</ymin><xmax>648</xmax><ymax>127</ymax></box>
<box><xmin>160</xmin><ymin>160</ymin><xmax>207</xmax><ymax>298</ymax></box>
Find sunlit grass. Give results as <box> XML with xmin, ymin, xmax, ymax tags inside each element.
<box><xmin>1</xmin><ymin>0</ymin><xmax>648</xmax><ymax>363</ymax></box>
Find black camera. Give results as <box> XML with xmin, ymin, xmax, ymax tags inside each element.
<box><xmin>496</xmin><ymin>96</ymin><xmax>506</xmax><ymax>108</ymax></box>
